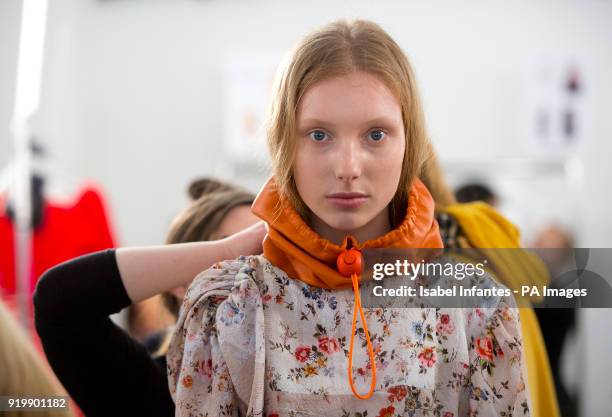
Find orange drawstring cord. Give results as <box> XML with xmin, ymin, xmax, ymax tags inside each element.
<box><xmin>338</xmin><ymin>249</ymin><xmax>377</xmax><ymax>400</ymax></box>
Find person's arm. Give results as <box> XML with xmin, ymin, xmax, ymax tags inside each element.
<box><xmin>116</xmin><ymin>221</ymin><xmax>266</xmax><ymax>302</ymax></box>
<box><xmin>34</xmin><ymin>249</ymin><xmax>174</xmax><ymax>417</ymax></box>
<box><xmin>33</xmin><ymin>221</ymin><xmax>266</xmax><ymax>417</ymax></box>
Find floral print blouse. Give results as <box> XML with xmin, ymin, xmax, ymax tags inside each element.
<box><xmin>167</xmin><ymin>255</ymin><xmax>530</xmax><ymax>417</ymax></box>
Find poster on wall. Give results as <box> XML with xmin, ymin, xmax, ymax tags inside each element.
<box><xmin>223</xmin><ymin>51</ymin><xmax>282</xmax><ymax>164</ymax></box>
<box><xmin>522</xmin><ymin>55</ymin><xmax>585</xmax><ymax>156</ymax></box>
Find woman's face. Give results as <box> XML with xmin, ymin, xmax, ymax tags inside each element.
<box><xmin>294</xmin><ymin>71</ymin><xmax>406</xmax><ymax>244</ymax></box>
<box><xmin>209</xmin><ymin>205</ymin><xmax>260</xmax><ymax>240</ymax></box>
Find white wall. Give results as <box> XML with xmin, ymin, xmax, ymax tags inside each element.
<box><xmin>0</xmin><ymin>1</ymin><xmax>22</xmax><ymax>168</ymax></box>
<box><xmin>26</xmin><ymin>0</ymin><xmax>612</xmax><ymax>246</ymax></box>
<box><xmin>2</xmin><ymin>1</ymin><xmax>612</xmax><ymax>415</ymax></box>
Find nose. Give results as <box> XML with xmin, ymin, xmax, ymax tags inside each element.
<box><xmin>335</xmin><ymin>138</ymin><xmax>362</xmax><ymax>182</ymax></box>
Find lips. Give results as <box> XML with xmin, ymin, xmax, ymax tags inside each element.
<box><xmin>326</xmin><ymin>192</ymin><xmax>369</xmax><ymax>209</ymax></box>
<box><xmin>327</xmin><ymin>192</ymin><xmax>368</xmax><ymax>198</ymax></box>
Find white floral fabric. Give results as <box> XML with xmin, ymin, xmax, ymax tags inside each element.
<box><xmin>167</xmin><ymin>254</ymin><xmax>530</xmax><ymax>417</ymax></box>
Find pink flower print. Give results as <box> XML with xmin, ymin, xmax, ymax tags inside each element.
<box><xmin>199</xmin><ymin>358</ymin><xmax>213</xmax><ymax>379</ymax></box>
<box><xmin>436</xmin><ymin>313</ymin><xmax>455</xmax><ymax>334</ymax></box>
<box><xmin>376</xmin><ymin>405</ymin><xmax>395</xmax><ymax>417</ymax></box>
<box><xmin>475</xmin><ymin>337</ymin><xmax>494</xmax><ymax>361</ymax></box>
<box><xmin>418</xmin><ymin>346</ymin><xmax>436</xmax><ymax>368</ymax></box>
<box><xmin>387</xmin><ymin>385</ymin><xmax>408</xmax><ymax>402</ymax></box>
<box><xmin>294</xmin><ymin>345</ymin><xmax>311</xmax><ymax>363</ymax></box>
<box><xmin>318</xmin><ymin>336</ymin><xmax>340</xmax><ymax>355</ymax></box>
<box><xmin>182</xmin><ymin>375</ymin><xmax>193</xmax><ymax>388</ymax></box>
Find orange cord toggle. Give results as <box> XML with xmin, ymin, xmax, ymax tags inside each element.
<box><xmin>337</xmin><ymin>249</ymin><xmax>377</xmax><ymax>400</ymax></box>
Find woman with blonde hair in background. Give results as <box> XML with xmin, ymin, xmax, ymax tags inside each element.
<box><xmin>128</xmin><ymin>178</ymin><xmax>259</xmax><ymax>353</ymax></box>
<box><xmin>34</xmin><ymin>178</ymin><xmax>262</xmax><ymax>417</ymax></box>
<box><xmin>152</xmin><ymin>178</ymin><xmax>260</xmax><ymax>357</ymax></box>
<box><xmin>0</xmin><ymin>299</ymin><xmax>75</xmax><ymax>417</ymax></box>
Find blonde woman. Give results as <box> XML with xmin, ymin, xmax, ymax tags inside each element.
<box><xmin>167</xmin><ymin>19</ymin><xmax>529</xmax><ymax>416</ymax></box>
<box><xmin>0</xmin><ymin>299</ymin><xmax>74</xmax><ymax>417</ymax></box>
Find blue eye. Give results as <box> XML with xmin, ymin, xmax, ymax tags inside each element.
<box><xmin>309</xmin><ymin>130</ymin><xmax>328</xmax><ymax>142</ymax></box>
<box><xmin>368</xmin><ymin>130</ymin><xmax>386</xmax><ymax>141</ymax></box>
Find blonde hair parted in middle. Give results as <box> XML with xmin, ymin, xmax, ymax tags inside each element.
<box><xmin>266</xmin><ymin>19</ymin><xmax>433</xmax><ymax>227</ymax></box>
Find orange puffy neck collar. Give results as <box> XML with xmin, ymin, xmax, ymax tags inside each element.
<box><xmin>251</xmin><ymin>176</ymin><xmax>444</xmax><ymax>290</ymax></box>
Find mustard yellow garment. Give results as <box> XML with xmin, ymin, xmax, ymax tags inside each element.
<box><xmin>444</xmin><ymin>201</ymin><xmax>560</xmax><ymax>417</ymax></box>
<box><xmin>445</xmin><ymin>202</ymin><xmax>549</xmax><ymax>300</ymax></box>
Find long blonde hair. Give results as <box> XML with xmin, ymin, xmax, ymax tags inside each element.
<box><xmin>267</xmin><ymin>19</ymin><xmax>432</xmax><ymax>226</ymax></box>
<box><xmin>0</xmin><ymin>300</ymin><xmax>75</xmax><ymax>417</ymax></box>
<box><xmin>419</xmin><ymin>143</ymin><xmax>457</xmax><ymax>210</ymax></box>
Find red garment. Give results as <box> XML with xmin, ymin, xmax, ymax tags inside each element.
<box><xmin>0</xmin><ymin>182</ymin><xmax>115</xmax><ymax>417</ymax></box>
<box><xmin>0</xmin><ymin>183</ymin><xmax>117</xmax><ymax>314</ymax></box>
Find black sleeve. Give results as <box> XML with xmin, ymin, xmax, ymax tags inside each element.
<box><xmin>33</xmin><ymin>249</ymin><xmax>174</xmax><ymax>417</ymax></box>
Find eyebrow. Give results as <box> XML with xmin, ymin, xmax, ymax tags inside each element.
<box><xmin>297</xmin><ymin>116</ymin><xmax>400</xmax><ymax>129</ymax></box>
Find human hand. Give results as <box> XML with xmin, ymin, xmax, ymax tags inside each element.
<box><xmin>222</xmin><ymin>220</ymin><xmax>267</xmax><ymax>259</ymax></box>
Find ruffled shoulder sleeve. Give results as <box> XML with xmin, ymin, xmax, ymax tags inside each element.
<box><xmin>167</xmin><ymin>255</ymin><xmax>266</xmax><ymax>417</ymax></box>
<box><xmin>464</xmin><ymin>292</ymin><xmax>531</xmax><ymax>416</ymax></box>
